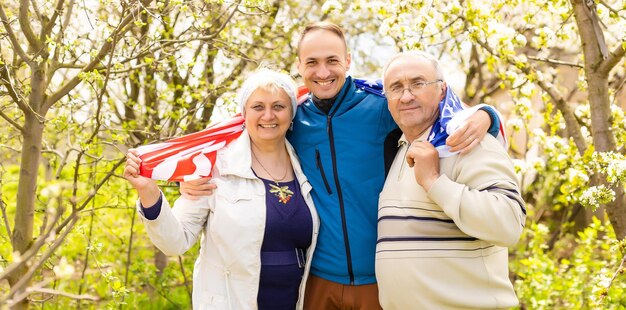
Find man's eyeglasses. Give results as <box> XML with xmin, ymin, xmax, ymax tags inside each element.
<box><xmin>385</xmin><ymin>79</ymin><xmax>443</xmax><ymax>99</ymax></box>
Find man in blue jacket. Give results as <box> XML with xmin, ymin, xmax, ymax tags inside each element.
<box><xmin>182</xmin><ymin>21</ymin><xmax>501</xmax><ymax>309</ymax></box>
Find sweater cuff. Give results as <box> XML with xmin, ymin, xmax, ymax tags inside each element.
<box><xmin>427</xmin><ymin>174</ymin><xmax>459</xmax><ymax>208</ymax></box>
<box><xmin>140</xmin><ymin>194</ymin><xmax>163</xmax><ymax>220</ymax></box>
<box><xmin>479</xmin><ymin>106</ymin><xmax>500</xmax><ymax>138</ymax></box>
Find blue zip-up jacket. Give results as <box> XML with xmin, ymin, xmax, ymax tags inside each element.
<box><xmin>288</xmin><ymin>76</ymin><xmax>397</xmax><ymax>285</ymax></box>
<box><xmin>288</xmin><ymin>77</ymin><xmax>502</xmax><ymax>285</ymax></box>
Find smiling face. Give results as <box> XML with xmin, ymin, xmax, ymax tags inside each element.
<box><xmin>383</xmin><ymin>55</ymin><xmax>446</xmax><ymax>140</ymax></box>
<box><xmin>244</xmin><ymin>87</ymin><xmax>294</xmax><ymax>145</ymax></box>
<box><xmin>297</xmin><ymin>29</ymin><xmax>351</xmax><ymax>99</ymax></box>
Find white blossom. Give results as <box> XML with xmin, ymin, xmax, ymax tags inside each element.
<box><xmin>567</xmin><ymin>167</ymin><xmax>589</xmax><ymax>184</ymax></box>
<box><xmin>53</xmin><ymin>257</ymin><xmax>75</xmax><ymax>279</ymax></box>
<box><xmin>512</xmin><ymin>159</ymin><xmax>527</xmax><ymax>173</ymax></box>
<box><xmin>322</xmin><ymin>0</ymin><xmax>342</xmax><ymax>14</ymax></box>
<box><xmin>41</xmin><ymin>183</ymin><xmax>62</xmax><ymax>198</ymax></box>
<box><xmin>530</xmin><ymin>157</ymin><xmax>546</xmax><ymax>170</ymax></box>
<box><xmin>580</xmin><ymin>185</ymin><xmax>615</xmax><ymax>210</ymax></box>
<box><xmin>607</xmin><ymin>159</ymin><xmax>626</xmax><ymax>183</ymax></box>
<box><xmin>513</xmin><ymin>34</ymin><xmax>527</xmax><ymax>47</ymax></box>
<box><xmin>507</xmin><ymin>117</ymin><xmax>524</xmax><ymax>131</ymax></box>
<box><xmin>520</xmin><ymin>83</ymin><xmax>535</xmax><ymax>97</ymax></box>
<box><xmin>574</xmin><ymin>104</ymin><xmax>590</xmax><ymax>119</ymax></box>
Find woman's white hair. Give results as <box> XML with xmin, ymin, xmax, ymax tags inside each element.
<box><xmin>237</xmin><ymin>68</ymin><xmax>298</xmax><ymax>119</ymax></box>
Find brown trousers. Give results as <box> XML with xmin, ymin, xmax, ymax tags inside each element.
<box><xmin>303</xmin><ymin>275</ymin><xmax>383</xmax><ymax>310</ymax></box>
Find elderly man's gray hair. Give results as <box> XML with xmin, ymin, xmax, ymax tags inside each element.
<box><xmin>382</xmin><ymin>51</ymin><xmax>445</xmax><ymax>82</ymax></box>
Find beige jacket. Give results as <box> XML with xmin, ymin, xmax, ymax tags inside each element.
<box><xmin>138</xmin><ymin>130</ymin><xmax>319</xmax><ymax>310</ymax></box>
<box><xmin>376</xmin><ymin>133</ymin><xmax>525</xmax><ymax>309</ymax></box>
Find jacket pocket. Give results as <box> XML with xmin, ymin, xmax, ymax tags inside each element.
<box><xmin>315</xmin><ymin>149</ymin><xmax>333</xmax><ymax>194</ymax></box>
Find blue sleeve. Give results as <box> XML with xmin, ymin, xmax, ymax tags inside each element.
<box><xmin>479</xmin><ymin>106</ymin><xmax>501</xmax><ymax>137</ymax></box>
<box><xmin>140</xmin><ymin>194</ymin><xmax>163</xmax><ymax>220</ymax></box>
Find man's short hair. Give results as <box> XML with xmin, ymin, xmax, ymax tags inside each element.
<box><xmin>297</xmin><ymin>21</ymin><xmax>348</xmax><ymax>56</ymax></box>
<box><xmin>382</xmin><ymin>51</ymin><xmax>445</xmax><ymax>81</ymax></box>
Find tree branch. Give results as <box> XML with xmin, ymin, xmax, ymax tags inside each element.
<box><xmin>0</xmin><ymin>201</ymin><xmax>65</xmax><ymax>283</ymax></box>
<box><xmin>212</xmin><ymin>1</ymin><xmax>241</xmax><ymax>37</ymax></box>
<box><xmin>0</xmin><ymin>156</ymin><xmax>124</xmax><ymax>298</ymax></box>
<box><xmin>0</xmin><ymin>62</ymin><xmax>29</xmax><ymax>113</ymax></box>
<box><xmin>526</xmin><ymin>55</ymin><xmax>584</xmax><ymax>68</ymax></box>
<box><xmin>76</xmin><ymin>158</ymin><xmax>126</xmax><ymax>211</ymax></box>
<box><xmin>26</xmin><ymin>287</ymin><xmax>99</xmax><ymax>302</ymax></box>
<box><xmin>476</xmin><ymin>40</ymin><xmax>588</xmax><ymax>154</ymax></box>
<box><xmin>52</xmin><ymin>33</ymin><xmax>219</xmax><ymax>71</ymax></box>
<box><xmin>81</xmin><ymin>3</ymin><xmax>127</xmax><ymax>153</ymax></box>
<box><xmin>29</xmin><ymin>0</ymin><xmax>44</xmax><ymax>22</ymax></box>
<box><xmin>0</xmin><ymin>4</ymin><xmax>31</xmax><ymax>63</ymax></box>
<box><xmin>0</xmin><ymin>110</ymin><xmax>24</xmax><ymax>133</ymax></box>
<box><xmin>121</xmin><ymin>207</ymin><xmax>136</xmax><ymax>305</ymax></box>
<box><xmin>0</xmin><ymin>178</ymin><xmax>11</xmax><ymax>242</ymax></box>
<box><xmin>19</xmin><ymin>0</ymin><xmax>44</xmax><ymax>54</ymax></box>
<box><xmin>598</xmin><ymin>0</ymin><xmax>623</xmax><ymax>18</ymax></box>
<box><xmin>600</xmin><ymin>251</ymin><xmax>626</xmax><ymax>303</ymax></box>
<box><xmin>49</xmin><ymin>0</ymin><xmax>76</xmax><ymax>75</ymax></box>
<box><xmin>598</xmin><ymin>42</ymin><xmax>626</xmax><ymax>75</ymax></box>
<box><xmin>4</xmin><ymin>217</ymin><xmax>79</xmax><ymax>305</ymax></box>
<box><xmin>178</xmin><ymin>255</ymin><xmax>193</xmax><ymax>300</ymax></box>
<box><xmin>45</xmin><ymin>0</ymin><xmax>154</xmax><ymax>109</ymax></box>
<box><xmin>612</xmin><ymin>74</ymin><xmax>626</xmax><ymax>106</ymax></box>
<box><xmin>42</xmin><ymin>0</ymin><xmax>66</xmax><ymax>38</ymax></box>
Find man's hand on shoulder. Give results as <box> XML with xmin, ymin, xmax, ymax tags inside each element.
<box><xmin>446</xmin><ymin>109</ymin><xmax>490</xmax><ymax>154</ymax></box>
<box><xmin>180</xmin><ymin>177</ymin><xmax>217</xmax><ymax>200</ymax></box>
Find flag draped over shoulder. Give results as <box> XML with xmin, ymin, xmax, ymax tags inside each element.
<box><xmin>136</xmin><ymin>80</ymin><xmax>506</xmax><ymax>182</ymax></box>
<box><xmin>136</xmin><ymin>86</ymin><xmax>311</xmax><ymax>182</ymax></box>
<box><xmin>437</xmin><ymin>87</ymin><xmax>508</xmax><ymax>157</ymax></box>
<box><xmin>353</xmin><ymin>78</ymin><xmax>468</xmax><ymax>152</ymax></box>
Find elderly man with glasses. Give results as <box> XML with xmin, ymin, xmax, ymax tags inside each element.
<box><xmin>375</xmin><ymin>51</ymin><xmax>526</xmax><ymax>309</ymax></box>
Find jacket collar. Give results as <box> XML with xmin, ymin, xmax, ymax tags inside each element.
<box><xmin>328</xmin><ymin>76</ymin><xmax>354</xmax><ymax>115</ymax></box>
<box><xmin>216</xmin><ymin>129</ymin><xmax>309</xmax><ymax>189</ymax></box>
<box><xmin>303</xmin><ymin>76</ymin><xmax>355</xmax><ymax>116</ymax></box>
<box><xmin>216</xmin><ymin>129</ymin><xmax>256</xmax><ymax>179</ymax></box>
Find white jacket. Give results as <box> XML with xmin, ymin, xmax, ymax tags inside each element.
<box><xmin>137</xmin><ymin>130</ymin><xmax>319</xmax><ymax>309</ymax></box>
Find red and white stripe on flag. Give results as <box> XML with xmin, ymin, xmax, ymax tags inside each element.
<box><xmin>136</xmin><ymin>114</ymin><xmax>245</xmax><ymax>182</ymax></box>
<box><xmin>136</xmin><ymin>85</ymin><xmax>311</xmax><ymax>182</ymax></box>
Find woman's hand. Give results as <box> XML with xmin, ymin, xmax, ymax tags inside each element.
<box><xmin>124</xmin><ymin>149</ymin><xmax>160</xmax><ymax>207</ymax></box>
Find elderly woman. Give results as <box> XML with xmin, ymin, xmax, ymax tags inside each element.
<box><xmin>123</xmin><ymin>68</ymin><xmax>319</xmax><ymax>310</ymax></box>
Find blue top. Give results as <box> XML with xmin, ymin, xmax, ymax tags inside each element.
<box><xmin>257</xmin><ymin>177</ymin><xmax>312</xmax><ymax>310</ymax></box>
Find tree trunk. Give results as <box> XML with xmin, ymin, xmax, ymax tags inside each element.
<box><xmin>587</xmin><ymin>74</ymin><xmax>625</xmax><ymax>239</ymax></box>
<box><xmin>570</xmin><ymin>0</ymin><xmax>626</xmax><ymax>239</ymax></box>
<box><xmin>8</xmin><ymin>64</ymin><xmax>46</xmax><ymax>309</ymax></box>
<box><xmin>608</xmin><ymin>187</ymin><xmax>626</xmax><ymax>240</ymax></box>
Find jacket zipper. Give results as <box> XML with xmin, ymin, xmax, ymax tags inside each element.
<box><xmin>327</xmin><ymin>114</ymin><xmax>354</xmax><ymax>284</ymax></box>
<box><xmin>315</xmin><ymin>149</ymin><xmax>333</xmax><ymax>194</ymax></box>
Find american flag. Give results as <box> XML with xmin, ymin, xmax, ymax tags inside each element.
<box><xmin>136</xmin><ymin>86</ymin><xmax>311</xmax><ymax>182</ymax></box>
<box><xmin>136</xmin><ymin>114</ymin><xmax>245</xmax><ymax>182</ymax></box>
